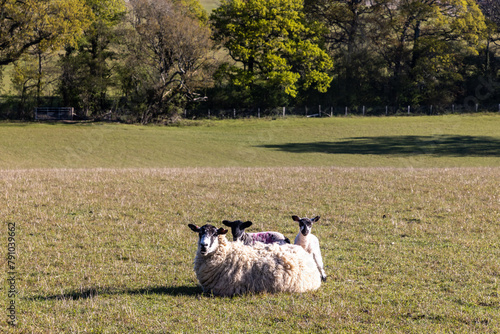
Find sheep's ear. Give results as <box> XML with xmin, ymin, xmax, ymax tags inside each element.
<box><xmin>241</xmin><ymin>221</ymin><xmax>253</xmax><ymax>230</ymax></box>
<box><xmin>312</xmin><ymin>216</ymin><xmax>320</xmax><ymax>223</ymax></box>
<box><xmin>188</xmin><ymin>224</ymin><xmax>200</xmax><ymax>232</ymax></box>
<box><xmin>292</xmin><ymin>215</ymin><xmax>300</xmax><ymax>222</ymax></box>
<box><xmin>222</xmin><ymin>220</ymin><xmax>232</xmax><ymax>227</ymax></box>
<box><xmin>217</xmin><ymin>228</ymin><xmax>228</xmax><ymax>235</ymax></box>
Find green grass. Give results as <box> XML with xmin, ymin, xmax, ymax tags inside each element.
<box><xmin>1</xmin><ymin>116</ymin><xmax>499</xmax><ymax>332</ymax></box>
<box><xmin>1</xmin><ymin>114</ymin><xmax>500</xmax><ymax>169</ymax></box>
<box><xmin>0</xmin><ymin>64</ymin><xmax>15</xmax><ymax>95</ymax></box>
<box><xmin>200</xmin><ymin>0</ymin><xmax>220</xmax><ymax>11</ymax></box>
<box><xmin>1</xmin><ymin>167</ymin><xmax>499</xmax><ymax>332</ymax></box>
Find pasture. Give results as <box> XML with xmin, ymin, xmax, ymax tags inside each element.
<box><xmin>1</xmin><ymin>115</ymin><xmax>499</xmax><ymax>333</ymax></box>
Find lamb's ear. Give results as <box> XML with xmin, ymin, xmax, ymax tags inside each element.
<box><xmin>188</xmin><ymin>224</ymin><xmax>200</xmax><ymax>232</ymax></box>
<box><xmin>312</xmin><ymin>216</ymin><xmax>320</xmax><ymax>223</ymax></box>
<box><xmin>292</xmin><ymin>215</ymin><xmax>300</xmax><ymax>222</ymax></box>
<box><xmin>217</xmin><ymin>228</ymin><xmax>228</xmax><ymax>235</ymax></box>
<box><xmin>241</xmin><ymin>221</ymin><xmax>253</xmax><ymax>230</ymax></box>
<box><xmin>222</xmin><ymin>220</ymin><xmax>233</xmax><ymax>227</ymax></box>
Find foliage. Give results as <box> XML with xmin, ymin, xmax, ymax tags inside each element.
<box><xmin>120</xmin><ymin>0</ymin><xmax>215</xmax><ymax>124</ymax></box>
<box><xmin>304</xmin><ymin>0</ymin><xmax>488</xmax><ymax>107</ymax></box>
<box><xmin>57</xmin><ymin>0</ymin><xmax>127</xmax><ymax>117</ymax></box>
<box><xmin>210</xmin><ymin>0</ymin><xmax>333</xmax><ymax>105</ymax></box>
<box><xmin>376</xmin><ymin>0</ymin><xmax>487</xmax><ymax>105</ymax></box>
<box><xmin>10</xmin><ymin>51</ymin><xmax>59</xmax><ymax>118</ymax></box>
<box><xmin>0</xmin><ymin>0</ymin><xmax>498</xmax><ymax>120</ymax></box>
<box><xmin>0</xmin><ymin>0</ymin><xmax>93</xmax><ymax>66</ymax></box>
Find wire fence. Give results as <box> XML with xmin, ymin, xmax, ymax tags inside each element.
<box><xmin>2</xmin><ymin>94</ymin><xmax>500</xmax><ymax>121</ymax></box>
<box><xmin>185</xmin><ymin>104</ymin><xmax>500</xmax><ymax>119</ymax></box>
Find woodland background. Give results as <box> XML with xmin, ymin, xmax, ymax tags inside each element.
<box><xmin>1</xmin><ymin>0</ymin><xmax>499</xmax><ymax>123</ymax></box>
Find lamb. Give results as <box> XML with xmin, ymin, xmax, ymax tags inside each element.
<box><xmin>292</xmin><ymin>215</ymin><xmax>327</xmax><ymax>282</ymax></box>
<box><xmin>222</xmin><ymin>219</ymin><xmax>290</xmax><ymax>245</ymax></box>
<box><xmin>188</xmin><ymin>223</ymin><xmax>322</xmax><ymax>296</ymax></box>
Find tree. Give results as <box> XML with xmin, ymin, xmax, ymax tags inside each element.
<box><xmin>303</xmin><ymin>0</ymin><xmax>386</xmax><ymax>105</ymax></box>
<box><xmin>210</xmin><ymin>0</ymin><xmax>333</xmax><ymax>105</ymax></box>
<box><xmin>376</xmin><ymin>0</ymin><xmax>487</xmax><ymax>105</ymax></box>
<box><xmin>477</xmin><ymin>0</ymin><xmax>500</xmax><ymax>74</ymax></box>
<box><xmin>120</xmin><ymin>0</ymin><xmax>215</xmax><ymax>124</ymax></box>
<box><xmin>0</xmin><ymin>0</ymin><xmax>92</xmax><ymax>66</ymax></box>
<box><xmin>58</xmin><ymin>0</ymin><xmax>127</xmax><ymax>117</ymax></box>
<box><xmin>10</xmin><ymin>46</ymin><xmax>59</xmax><ymax>118</ymax></box>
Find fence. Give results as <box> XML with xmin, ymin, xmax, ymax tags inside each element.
<box><xmin>185</xmin><ymin>103</ymin><xmax>500</xmax><ymax>119</ymax></box>
<box><xmin>34</xmin><ymin>107</ymin><xmax>74</xmax><ymax>120</ymax></box>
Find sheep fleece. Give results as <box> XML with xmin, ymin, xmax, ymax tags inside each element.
<box><xmin>193</xmin><ymin>235</ymin><xmax>322</xmax><ymax>296</ymax></box>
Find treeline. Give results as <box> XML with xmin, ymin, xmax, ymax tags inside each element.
<box><xmin>0</xmin><ymin>0</ymin><xmax>499</xmax><ymax>123</ymax></box>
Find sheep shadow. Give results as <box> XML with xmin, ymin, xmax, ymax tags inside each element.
<box><xmin>26</xmin><ymin>285</ymin><xmax>203</xmax><ymax>301</ymax></box>
<box><xmin>259</xmin><ymin>135</ymin><xmax>500</xmax><ymax>157</ymax></box>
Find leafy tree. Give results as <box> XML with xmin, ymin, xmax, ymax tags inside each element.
<box><xmin>10</xmin><ymin>47</ymin><xmax>59</xmax><ymax>118</ymax></box>
<box><xmin>303</xmin><ymin>0</ymin><xmax>386</xmax><ymax>106</ymax></box>
<box><xmin>120</xmin><ymin>0</ymin><xmax>215</xmax><ymax>124</ymax></box>
<box><xmin>58</xmin><ymin>0</ymin><xmax>126</xmax><ymax>117</ymax></box>
<box><xmin>477</xmin><ymin>0</ymin><xmax>500</xmax><ymax>74</ymax></box>
<box><xmin>210</xmin><ymin>0</ymin><xmax>333</xmax><ymax>106</ymax></box>
<box><xmin>0</xmin><ymin>0</ymin><xmax>92</xmax><ymax>66</ymax></box>
<box><xmin>376</xmin><ymin>0</ymin><xmax>487</xmax><ymax>105</ymax></box>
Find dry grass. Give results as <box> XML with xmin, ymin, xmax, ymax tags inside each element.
<box><xmin>1</xmin><ymin>167</ymin><xmax>499</xmax><ymax>333</ymax></box>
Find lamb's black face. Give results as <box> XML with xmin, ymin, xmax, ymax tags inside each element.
<box><xmin>222</xmin><ymin>220</ymin><xmax>252</xmax><ymax>241</ymax></box>
<box><xmin>188</xmin><ymin>224</ymin><xmax>227</xmax><ymax>256</ymax></box>
<box><xmin>292</xmin><ymin>215</ymin><xmax>320</xmax><ymax>236</ymax></box>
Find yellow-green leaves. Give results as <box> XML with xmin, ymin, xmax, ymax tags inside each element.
<box><xmin>0</xmin><ymin>0</ymin><xmax>93</xmax><ymax>65</ymax></box>
<box><xmin>211</xmin><ymin>0</ymin><xmax>333</xmax><ymax>98</ymax></box>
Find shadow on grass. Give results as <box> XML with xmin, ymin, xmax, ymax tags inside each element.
<box><xmin>259</xmin><ymin>135</ymin><xmax>500</xmax><ymax>157</ymax></box>
<box><xmin>26</xmin><ymin>285</ymin><xmax>203</xmax><ymax>301</ymax></box>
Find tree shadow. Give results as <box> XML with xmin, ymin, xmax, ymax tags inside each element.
<box><xmin>259</xmin><ymin>135</ymin><xmax>500</xmax><ymax>157</ymax></box>
<box><xmin>25</xmin><ymin>285</ymin><xmax>203</xmax><ymax>301</ymax></box>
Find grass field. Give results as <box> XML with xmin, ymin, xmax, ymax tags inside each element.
<box><xmin>1</xmin><ymin>116</ymin><xmax>499</xmax><ymax>333</ymax></box>
<box><xmin>1</xmin><ymin>114</ymin><xmax>500</xmax><ymax>169</ymax></box>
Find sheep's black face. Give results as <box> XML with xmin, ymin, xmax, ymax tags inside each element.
<box><xmin>292</xmin><ymin>215</ymin><xmax>320</xmax><ymax>236</ymax></box>
<box><xmin>222</xmin><ymin>220</ymin><xmax>252</xmax><ymax>242</ymax></box>
<box><xmin>188</xmin><ymin>224</ymin><xmax>227</xmax><ymax>256</ymax></box>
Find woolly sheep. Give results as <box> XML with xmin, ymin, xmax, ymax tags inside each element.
<box><xmin>292</xmin><ymin>215</ymin><xmax>327</xmax><ymax>282</ymax></box>
<box><xmin>222</xmin><ymin>220</ymin><xmax>290</xmax><ymax>245</ymax></box>
<box><xmin>188</xmin><ymin>223</ymin><xmax>322</xmax><ymax>296</ymax></box>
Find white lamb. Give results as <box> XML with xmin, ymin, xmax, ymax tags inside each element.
<box><xmin>188</xmin><ymin>223</ymin><xmax>322</xmax><ymax>296</ymax></box>
<box><xmin>292</xmin><ymin>215</ymin><xmax>327</xmax><ymax>282</ymax></box>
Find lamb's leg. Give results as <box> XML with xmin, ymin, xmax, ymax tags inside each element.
<box><xmin>313</xmin><ymin>252</ymin><xmax>327</xmax><ymax>282</ymax></box>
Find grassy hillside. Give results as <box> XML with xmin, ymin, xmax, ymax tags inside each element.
<box><xmin>1</xmin><ymin>167</ymin><xmax>499</xmax><ymax>332</ymax></box>
<box><xmin>200</xmin><ymin>0</ymin><xmax>220</xmax><ymax>11</ymax></box>
<box><xmin>0</xmin><ymin>115</ymin><xmax>500</xmax><ymax>169</ymax></box>
<box><xmin>0</xmin><ymin>64</ymin><xmax>14</xmax><ymax>95</ymax></box>
<box><xmin>1</xmin><ymin>116</ymin><xmax>499</xmax><ymax>332</ymax></box>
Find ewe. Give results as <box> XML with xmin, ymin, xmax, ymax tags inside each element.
<box><xmin>222</xmin><ymin>219</ymin><xmax>290</xmax><ymax>245</ymax></box>
<box><xmin>292</xmin><ymin>215</ymin><xmax>327</xmax><ymax>282</ymax></box>
<box><xmin>188</xmin><ymin>224</ymin><xmax>322</xmax><ymax>296</ymax></box>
